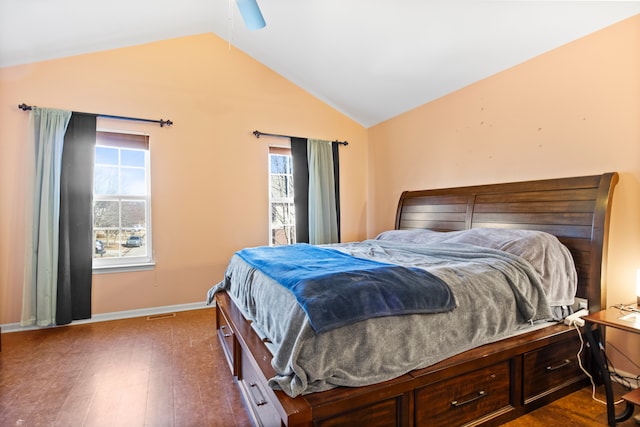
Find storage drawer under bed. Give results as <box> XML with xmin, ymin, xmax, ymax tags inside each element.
<box><xmin>414</xmin><ymin>360</ymin><xmax>513</xmax><ymax>426</ymax></box>
<box><xmin>216</xmin><ymin>300</ymin><xmax>239</xmax><ymax>376</ymax></box>
<box><xmin>523</xmin><ymin>333</ymin><xmax>584</xmax><ymax>402</ymax></box>
<box><xmin>239</xmin><ymin>349</ymin><xmax>283</xmax><ymax>427</ymax></box>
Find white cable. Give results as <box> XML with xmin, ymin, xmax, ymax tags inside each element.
<box><xmin>573</xmin><ymin>323</ymin><xmax>623</xmax><ymax>405</ymax></box>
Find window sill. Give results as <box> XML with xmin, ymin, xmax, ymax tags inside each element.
<box><xmin>92</xmin><ymin>262</ymin><xmax>156</xmax><ymax>274</ymax></box>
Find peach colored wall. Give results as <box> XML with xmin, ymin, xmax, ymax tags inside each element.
<box><xmin>0</xmin><ymin>33</ymin><xmax>367</xmax><ymax>324</ymax></box>
<box><xmin>368</xmin><ymin>15</ymin><xmax>640</xmax><ymax>375</ymax></box>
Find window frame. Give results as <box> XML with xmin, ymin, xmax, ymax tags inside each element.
<box><xmin>92</xmin><ymin>130</ymin><xmax>154</xmax><ymax>272</ymax></box>
<box><xmin>268</xmin><ymin>145</ymin><xmax>296</xmax><ymax>246</ymax></box>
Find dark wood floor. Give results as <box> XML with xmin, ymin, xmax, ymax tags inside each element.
<box><xmin>0</xmin><ymin>308</ymin><xmax>637</xmax><ymax>427</ymax></box>
<box><xmin>502</xmin><ymin>383</ymin><xmax>639</xmax><ymax>427</ymax></box>
<box><xmin>0</xmin><ymin>308</ymin><xmax>250</xmax><ymax>427</ymax></box>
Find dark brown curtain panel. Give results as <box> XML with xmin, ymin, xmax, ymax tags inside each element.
<box><xmin>331</xmin><ymin>141</ymin><xmax>341</xmax><ymax>242</ymax></box>
<box><xmin>290</xmin><ymin>137</ymin><xmax>309</xmax><ymax>243</ymax></box>
<box><xmin>56</xmin><ymin>112</ymin><xmax>97</xmax><ymax>325</ymax></box>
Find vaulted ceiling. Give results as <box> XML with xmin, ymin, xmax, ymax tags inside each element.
<box><xmin>2</xmin><ymin>1</ymin><xmax>639</xmax><ymax>127</ymax></box>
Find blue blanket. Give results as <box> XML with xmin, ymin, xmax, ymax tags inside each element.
<box><xmin>236</xmin><ymin>244</ymin><xmax>456</xmax><ymax>333</ymax></box>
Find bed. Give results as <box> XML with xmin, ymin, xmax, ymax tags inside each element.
<box><xmin>211</xmin><ymin>172</ymin><xmax>618</xmax><ymax>427</ymax></box>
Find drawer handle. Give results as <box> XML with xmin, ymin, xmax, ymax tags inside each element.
<box><xmin>249</xmin><ymin>382</ymin><xmax>268</xmax><ymax>406</ymax></box>
<box><xmin>546</xmin><ymin>359</ymin><xmax>571</xmax><ymax>371</ymax></box>
<box><xmin>220</xmin><ymin>325</ymin><xmax>233</xmax><ymax>338</ymax></box>
<box><xmin>451</xmin><ymin>390</ymin><xmax>487</xmax><ymax>408</ymax></box>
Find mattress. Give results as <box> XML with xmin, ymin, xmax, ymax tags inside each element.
<box><xmin>208</xmin><ymin>228</ymin><xmax>577</xmax><ymax>398</ymax></box>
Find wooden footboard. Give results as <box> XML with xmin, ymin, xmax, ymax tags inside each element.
<box><xmin>215</xmin><ymin>291</ymin><xmax>586</xmax><ymax>427</ymax></box>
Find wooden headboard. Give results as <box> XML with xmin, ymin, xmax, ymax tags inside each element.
<box><xmin>395</xmin><ymin>172</ymin><xmax>619</xmax><ymax>312</ymax></box>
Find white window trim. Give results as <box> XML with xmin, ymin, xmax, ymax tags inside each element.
<box><xmin>268</xmin><ymin>144</ymin><xmax>295</xmax><ymax>246</ymax></box>
<box><xmin>92</xmin><ymin>130</ymin><xmax>154</xmax><ymax>272</ymax></box>
<box><xmin>93</xmin><ymin>261</ymin><xmax>156</xmax><ymax>274</ymax></box>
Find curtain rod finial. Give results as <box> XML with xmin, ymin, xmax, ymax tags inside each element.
<box><xmin>253</xmin><ymin>130</ymin><xmax>261</xmax><ymax>138</ymax></box>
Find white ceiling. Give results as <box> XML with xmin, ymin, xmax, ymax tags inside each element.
<box><xmin>2</xmin><ymin>1</ymin><xmax>640</xmax><ymax>127</ymax></box>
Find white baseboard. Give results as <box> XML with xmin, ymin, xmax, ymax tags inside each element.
<box><xmin>0</xmin><ymin>301</ymin><xmax>215</xmax><ymax>333</ymax></box>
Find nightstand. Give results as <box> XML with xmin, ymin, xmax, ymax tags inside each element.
<box><xmin>583</xmin><ymin>307</ymin><xmax>640</xmax><ymax>426</ymax></box>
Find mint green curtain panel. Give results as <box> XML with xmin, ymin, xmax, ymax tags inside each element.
<box><xmin>307</xmin><ymin>139</ymin><xmax>339</xmax><ymax>244</ymax></box>
<box><xmin>22</xmin><ymin>108</ymin><xmax>72</xmax><ymax>327</ymax></box>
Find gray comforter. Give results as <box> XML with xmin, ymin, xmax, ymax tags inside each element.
<box><xmin>209</xmin><ymin>239</ymin><xmax>557</xmax><ymax>398</ymax></box>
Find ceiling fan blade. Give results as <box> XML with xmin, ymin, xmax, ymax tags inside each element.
<box><xmin>236</xmin><ymin>0</ymin><xmax>266</xmax><ymax>30</ymax></box>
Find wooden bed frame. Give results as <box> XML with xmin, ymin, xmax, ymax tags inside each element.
<box><xmin>214</xmin><ymin>172</ymin><xmax>618</xmax><ymax>427</ymax></box>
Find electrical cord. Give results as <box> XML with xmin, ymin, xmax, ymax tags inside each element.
<box><xmin>610</xmin><ymin>303</ymin><xmax>640</xmax><ymax>314</ymax></box>
<box><xmin>603</xmin><ymin>349</ymin><xmax>633</xmax><ymax>390</ymax></box>
<box><xmin>600</xmin><ymin>305</ymin><xmax>640</xmax><ymax>391</ymax></box>
<box><xmin>606</xmin><ymin>340</ymin><xmax>640</xmax><ymax>374</ymax></box>
<box><xmin>573</xmin><ymin>322</ymin><xmax>624</xmax><ymax>406</ymax></box>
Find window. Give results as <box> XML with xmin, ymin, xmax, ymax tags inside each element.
<box><xmin>93</xmin><ymin>131</ymin><xmax>152</xmax><ymax>268</ymax></box>
<box><xmin>269</xmin><ymin>147</ymin><xmax>295</xmax><ymax>245</ymax></box>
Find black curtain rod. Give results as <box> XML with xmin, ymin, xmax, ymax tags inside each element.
<box><xmin>253</xmin><ymin>130</ymin><xmax>348</xmax><ymax>146</ymax></box>
<box><xmin>18</xmin><ymin>103</ymin><xmax>173</xmax><ymax>127</ymax></box>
